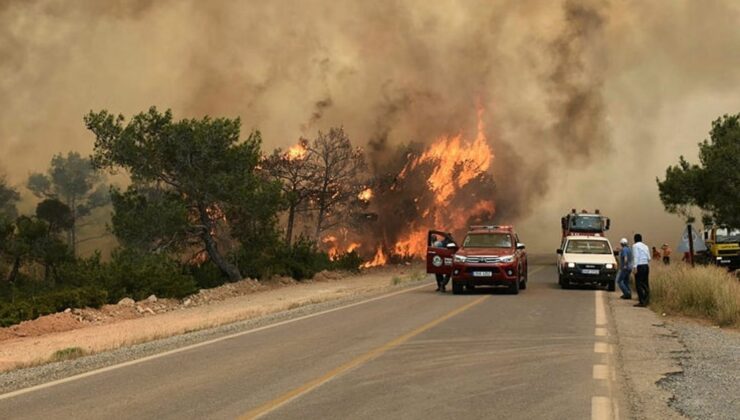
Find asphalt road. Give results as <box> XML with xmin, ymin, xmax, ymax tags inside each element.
<box><xmin>0</xmin><ymin>264</ymin><xmax>622</xmax><ymax>419</ymax></box>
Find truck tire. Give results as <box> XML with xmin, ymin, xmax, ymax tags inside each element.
<box><xmin>519</xmin><ymin>266</ymin><xmax>527</xmax><ymax>290</ymax></box>
<box><xmin>452</xmin><ymin>283</ymin><xmax>463</xmax><ymax>295</ymax></box>
<box><xmin>607</xmin><ymin>279</ymin><xmax>616</xmax><ymax>292</ymax></box>
<box><xmin>510</xmin><ymin>279</ymin><xmax>520</xmax><ymax>295</ymax></box>
<box><xmin>559</xmin><ymin>275</ymin><xmax>570</xmax><ymax>289</ymax></box>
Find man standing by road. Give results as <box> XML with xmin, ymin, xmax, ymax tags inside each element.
<box><xmin>431</xmin><ymin>235</ymin><xmax>450</xmax><ymax>292</ymax></box>
<box><xmin>616</xmin><ymin>238</ymin><xmax>632</xmax><ymax>299</ymax></box>
<box><xmin>632</xmin><ymin>233</ymin><xmax>651</xmax><ymax>307</ymax></box>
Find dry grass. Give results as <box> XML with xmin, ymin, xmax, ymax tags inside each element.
<box><xmin>650</xmin><ymin>263</ymin><xmax>740</xmax><ymax>327</ymax></box>
<box><xmin>50</xmin><ymin>347</ymin><xmax>86</xmax><ymax>362</ymax></box>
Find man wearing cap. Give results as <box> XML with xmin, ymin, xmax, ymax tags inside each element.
<box><xmin>616</xmin><ymin>238</ymin><xmax>632</xmax><ymax>299</ymax></box>
<box><xmin>632</xmin><ymin>233</ymin><xmax>651</xmax><ymax>307</ymax></box>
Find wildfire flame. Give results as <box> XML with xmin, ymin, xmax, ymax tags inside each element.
<box><xmin>392</xmin><ymin>106</ymin><xmax>495</xmax><ymax>259</ymax></box>
<box><xmin>286</xmin><ymin>142</ymin><xmax>307</xmax><ymax>160</ymax></box>
<box><xmin>360</xmin><ymin>246</ymin><xmax>388</xmax><ymax>268</ymax></box>
<box><xmin>358</xmin><ymin>187</ymin><xmax>373</xmax><ymax>202</ymax></box>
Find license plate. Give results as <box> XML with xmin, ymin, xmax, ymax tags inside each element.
<box><xmin>473</xmin><ymin>271</ymin><xmax>493</xmax><ymax>277</ymax></box>
<box><xmin>581</xmin><ymin>269</ymin><xmax>600</xmax><ymax>275</ymax></box>
<box><xmin>721</xmin><ymin>260</ymin><xmax>730</xmax><ymax>264</ymax></box>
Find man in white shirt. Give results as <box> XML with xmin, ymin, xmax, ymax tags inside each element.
<box><xmin>632</xmin><ymin>233</ymin><xmax>651</xmax><ymax>307</ymax></box>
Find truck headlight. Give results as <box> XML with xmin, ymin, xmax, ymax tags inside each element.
<box><xmin>567</xmin><ymin>262</ymin><xmax>575</xmax><ymax>268</ymax></box>
<box><xmin>499</xmin><ymin>255</ymin><xmax>515</xmax><ymax>263</ymax></box>
<box><xmin>605</xmin><ymin>263</ymin><xmax>614</xmax><ymax>269</ymax></box>
<box><xmin>454</xmin><ymin>255</ymin><xmax>467</xmax><ymax>263</ymax></box>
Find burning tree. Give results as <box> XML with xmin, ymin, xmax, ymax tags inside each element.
<box><xmin>264</xmin><ymin>138</ymin><xmax>315</xmax><ymax>245</ymax></box>
<box><xmin>307</xmin><ymin>127</ymin><xmax>366</xmax><ymax>239</ymax></box>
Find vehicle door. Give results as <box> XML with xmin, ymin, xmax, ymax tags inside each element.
<box><xmin>426</xmin><ymin>230</ymin><xmax>456</xmax><ymax>275</ymax></box>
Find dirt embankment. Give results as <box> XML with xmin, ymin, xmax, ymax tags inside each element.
<box><xmin>0</xmin><ymin>266</ymin><xmax>425</xmax><ymax>371</ymax></box>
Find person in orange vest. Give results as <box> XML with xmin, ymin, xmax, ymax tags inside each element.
<box><xmin>661</xmin><ymin>243</ymin><xmax>672</xmax><ymax>265</ymax></box>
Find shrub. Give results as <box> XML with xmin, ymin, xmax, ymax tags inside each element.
<box><xmin>105</xmin><ymin>248</ymin><xmax>197</xmax><ymax>301</ymax></box>
<box><xmin>51</xmin><ymin>347</ymin><xmax>86</xmax><ymax>362</ymax></box>
<box><xmin>189</xmin><ymin>260</ymin><xmax>229</xmax><ymax>289</ymax></box>
<box><xmin>281</xmin><ymin>237</ymin><xmax>331</xmax><ymax>280</ymax></box>
<box><xmin>331</xmin><ymin>251</ymin><xmax>363</xmax><ymax>273</ymax></box>
<box><xmin>651</xmin><ymin>262</ymin><xmax>740</xmax><ymax>327</ymax></box>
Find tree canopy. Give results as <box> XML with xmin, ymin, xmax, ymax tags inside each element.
<box><xmin>84</xmin><ymin>107</ymin><xmax>283</xmax><ymax>281</ymax></box>
<box><xmin>657</xmin><ymin>113</ymin><xmax>740</xmax><ymax>228</ymax></box>
<box><xmin>27</xmin><ymin>151</ymin><xmax>109</xmax><ymax>255</ymax></box>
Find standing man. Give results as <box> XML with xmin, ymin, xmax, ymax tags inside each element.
<box><xmin>661</xmin><ymin>243</ymin><xmax>672</xmax><ymax>265</ymax></box>
<box><xmin>616</xmin><ymin>238</ymin><xmax>632</xmax><ymax>299</ymax></box>
<box><xmin>632</xmin><ymin>233</ymin><xmax>651</xmax><ymax>307</ymax></box>
<box><xmin>431</xmin><ymin>235</ymin><xmax>450</xmax><ymax>292</ymax></box>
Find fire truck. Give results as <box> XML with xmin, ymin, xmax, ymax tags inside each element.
<box><xmin>561</xmin><ymin>209</ymin><xmax>611</xmax><ymax>238</ymax></box>
<box><xmin>702</xmin><ymin>226</ymin><xmax>740</xmax><ymax>270</ymax></box>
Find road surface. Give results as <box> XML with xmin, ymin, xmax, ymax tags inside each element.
<box><xmin>0</xmin><ymin>263</ymin><xmax>622</xmax><ymax>419</ymax></box>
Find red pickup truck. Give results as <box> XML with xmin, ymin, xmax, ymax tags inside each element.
<box><xmin>426</xmin><ymin>225</ymin><xmax>528</xmax><ymax>294</ymax></box>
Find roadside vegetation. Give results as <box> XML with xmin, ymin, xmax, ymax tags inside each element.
<box><xmin>0</xmin><ymin>107</ymin><xmax>368</xmax><ymax>327</ymax></box>
<box><xmin>650</xmin><ymin>263</ymin><xmax>740</xmax><ymax>327</ymax></box>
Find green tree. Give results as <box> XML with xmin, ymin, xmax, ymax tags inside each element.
<box><xmin>0</xmin><ymin>175</ymin><xmax>20</xmax><ymax>221</ymax></box>
<box><xmin>27</xmin><ymin>152</ymin><xmax>109</xmax><ymax>255</ymax></box>
<box><xmin>657</xmin><ymin>114</ymin><xmax>740</xmax><ymax>228</ymax></box>
<box><xmin>109</xmin><ymin>185</ymin><xmax>190</xmax><ymax>254</ymax></box>
<box><xmin>84</xmin><ymin>107</ymin><xmax>283</xmax><ymax>281</ymax></box>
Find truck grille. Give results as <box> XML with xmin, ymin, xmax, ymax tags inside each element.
<box><xmin>718</xmin><ymin>250</ymin><xmax>739</xmax><ymax>256</ymax></box>
<box><xmin>465</xmin><ymin>256</ymin><xmax>507</xmax><ymax>263</ymax></box>
<box><xmin>576</xmin><ymin>263</ymin><xmax>604</xmax><ymax>270</ymax></box>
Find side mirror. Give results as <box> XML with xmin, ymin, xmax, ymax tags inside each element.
<box><xmin>556</xmin><ymin>249</ymin><xmax>563</xmax><ymax>255</ymax></box>
<box><xmin>446</xmin><ymin>242</ymin><xmax>458</xmax><ymax>249</ymax></box>
<box><xmin>613</xmin><ymin>250</ymin><xmax>619</xmax><ymax>257</ymax></box>
<box><xmin>516</xmin><ymin>243</ymin><xmax>526</xmax><ymax>250</ymax></box>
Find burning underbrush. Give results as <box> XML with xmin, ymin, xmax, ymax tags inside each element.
<box><xmin>323</xmin><ymin>107</ymin><xmax>498</xmax><ymax>267</ymax></box>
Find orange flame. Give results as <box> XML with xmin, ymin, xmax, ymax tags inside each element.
<box><xmin>358</xmin><ymin>187</ymin><xmax>373</xmax><ymax>202</ymax></box>
<box><xmin>393</xmin><ymin>106</ymin><xmax>495</xmax><ymax>259</ymax></box>
<box><xmin>361</xmin><ymin>246</ymin><xmax>388</xmax><ymax>268</ymax></box>
<box><xmin>286</xmin><ymin>142</ymin><xmax>307</xmax><ymax>160</ymax></box>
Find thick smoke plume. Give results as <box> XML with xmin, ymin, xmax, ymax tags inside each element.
<box><xmin>2</xmin><ymin>0</ymin><xmax>740</xmax><ymax>252</ymax></box>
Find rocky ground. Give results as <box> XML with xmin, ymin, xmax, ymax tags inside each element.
<box><xmin>658</xmin><ymin>320</ymin><xmax>740</xmax><ymax>420</ymax></box>
<box><xmin>608</xmin><ymin>291</ymin><xmax>740</xmax><ymax>420</ymax></box>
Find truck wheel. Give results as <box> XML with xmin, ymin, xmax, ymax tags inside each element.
<box><xmin>510</xmin><ymin>279</ymin><xmax>520</xmax><ymax>295</ymax></box>
<box><xmin>559</xmin><ymin>276</ymin><xmax>570</xmax><ymax>289</ymax></box>
<box><xmin>519</xmin><ymin>267</ymin><xmax>527</xmax><ymax>290</ymax></box>
<box><xmin>452</xmin><ymin>283</ymin><xmax>463</xmax><ymax>295</ymax></box>
<box><xmin>607</xmin><ymin>279</ymin><xmax>616</xmax><ymax>292</ymax></box>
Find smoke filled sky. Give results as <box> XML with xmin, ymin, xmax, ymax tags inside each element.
<box><xmin>2</xmin><ymin>0</ymin><xmax>740</xmax><ymax>251</ymax></box>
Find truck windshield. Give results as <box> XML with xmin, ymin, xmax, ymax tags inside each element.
<box><xmin>716</xmin><ymin>228</ymin><xmax>740</xmax><ymax>243</ymax></box>
<box><xmin>565</xmin><ymin>239</ymin><xmax>612</xmax><ymax>254</ymax></box>
<box><xmin>463</xmin><ymin>233</ymin><xmax>512</xmax><ymax>248</ymax></box>
<box><xmin>569</xmin><ymin>215</ymin><xmax>603</xmax><ymax>232</ymax></box>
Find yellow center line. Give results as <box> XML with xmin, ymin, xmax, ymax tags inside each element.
<box><xmin>241</xmin><ymin>295</ymin><xmax>491</xmax><ymax>419</ymax></box>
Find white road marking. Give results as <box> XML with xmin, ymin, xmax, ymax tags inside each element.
<box><xmin>593</xmin><ymin>364</ymin><xmax>609</xmax><ymax>380</ymax></box>
<box><xmin>0</xmin><ymin>281</ymin><xmax>435</xmax><ymax>401</ymax></box>
<box><xmin>595</xmin><ymin>290</ymin><xmax>607</xmax><ymax>327</ymax></box>
<box><xmin>594</xmin><ymin>342</ymin><xmax>611</xmax><ymax>353</ymax></box>
<box><xmin>595</xmin><ymin>327</ymin><xmax>607</xmax><ymax>337</ymax></box>
<box><xmin>592</xmin><ymin>396</ymin><xmax>613</xmax><ymax>420</ymax></box>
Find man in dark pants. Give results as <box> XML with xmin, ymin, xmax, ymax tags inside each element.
<box><xmin>632</xmin><ymin>233</ymin><xmax>651</xmax><ymax>307</ymax></box>
<box><xmin>431</xmin><ymin>234</ymin><xmax>451</xmax><ymax>292</ymax></box>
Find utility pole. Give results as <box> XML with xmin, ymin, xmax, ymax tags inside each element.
<box><xmin>687</xmin><ymin>223</ymin><xmax>695</xmax><ymax>267</ymax></box>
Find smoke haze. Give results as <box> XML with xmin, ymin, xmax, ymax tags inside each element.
<box><xmin>2</xmin><ymin>0</ymin><xmax>740</xmax><ymax>252</ymax></box>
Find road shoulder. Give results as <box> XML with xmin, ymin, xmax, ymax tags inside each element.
<box><xmin>606</xmin><ymin>291</ymin><xmax>686</xmax><ymax>419</ymax></box>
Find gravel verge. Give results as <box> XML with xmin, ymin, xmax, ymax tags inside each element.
<box><xmin>658</xmin><ymin>321</ymin><xmax>740</xmax><ymax>420</ymax></box>
<box><xmin>0</xmin><ymin>278</ymin><xmax>431</xmax><ymax>395</ymax></box>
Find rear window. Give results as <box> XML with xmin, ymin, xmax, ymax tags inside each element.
<box><xmin>565</xmin><ymin>239</ymin><xmax>612</xmax><ymax>254</ymax></box>
<box><xmin>463</xmin><ymin>233</ymin><xmax>512</xmax><ymax>248</ymax></box>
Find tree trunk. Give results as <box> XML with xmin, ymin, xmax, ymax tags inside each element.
<box><xmin>315</xmin><ymin>206</ymin><xmax>325</xmax><ymax>240</ymax></box>
<box><xmin>197</xmin><ymin>202</ymin><xmax>242</xmax><ymax>281</ymax></box>
<box><xmin>7</xmin><ymin>257</ymin><xmax>20</xmax><ymax>283</ymax></box>
<box><xmin>285</xmin><ymin>203</ymin><xmax>296</xmax><ymax>245</ymax></box>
